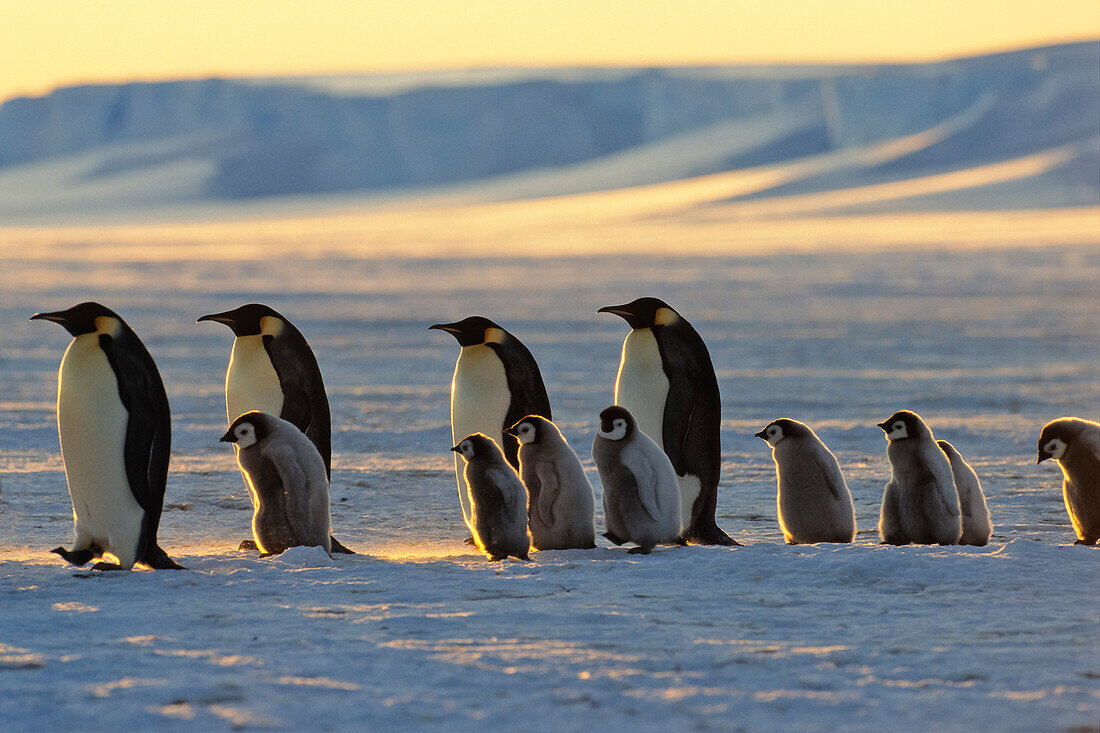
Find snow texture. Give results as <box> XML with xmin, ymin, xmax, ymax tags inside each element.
<box><xmin>1</xmin><ymin>231</ymin><xmax>1098</xmax><ymax>730</ymax></box>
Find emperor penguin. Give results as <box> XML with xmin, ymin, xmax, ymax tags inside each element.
<box><xmin>755</xmin><ymin>419</ymin><xmax>856</xmax><ymax>544</ymax></box>
<box><xmin>451</xmin><ymin>433</ymin><xmax>531</xmax><ymax>561</ymax></box>
<box><xmin>430</xmin><ymin>316</ymin><xmax>551</xmax><ymax>535</ymax></box>
<box><xmin>198</xmin><ymin>304</ymin><xmax>353</xmax><ymax>554</ymax></box>
<box><xmin>1036</xmin><ymin>417</ymin><xmax>1100</xmax><ymax>545</ymax></box>
<box><xmin>877</xmin><ymin>410</ymin><xmax>962</xmax><ymax>545</ymax></box>
<box><xmin>506</xmin><ymin>415</ymin><xmax>597</xmax><ymax>550</ymax></box>
<box><xmin>31</xmin><ymin>302</ymin><xmax>183</xmax><ymax>571</ymax></box>
<box><xmin>598</xmin><ymin>297</ymin><xmax>736</xmax><ymax>546</ymax></box>
<box><xmin>936</xmin><ymin>440</ymin><xmax>992</xmax><ymax>546</ymax></box>
<box><xmin>591</xmin><ymin>405</ymin><xmax>683</xmax><ymax>554</ymax></box>
<box><xmin>220</xmin><ymin>412</ymin><xmax>332</xmax><ymax>556</ymax></box>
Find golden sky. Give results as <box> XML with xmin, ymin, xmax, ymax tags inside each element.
<box><xmin>3</xmin><ymin>0</ymin><xmax>1098</xmax><ymax>102</ymax></box>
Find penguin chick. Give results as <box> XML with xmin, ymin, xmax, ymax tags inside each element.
<box><xmin>507</xmin><ymin>415</ymin><xmax>596</xmax><ymax>550</ymax></box>
<box><xmin>1037</xmin><ymin>417</ymin><xmax>1100</xmax><ymax>545</ymax></box>
<box><xmin>451</xmin><ymin>433</ymin><xmax>531</xmax><ymax>561</ymax></box>
<box><xmin>31</xmin><ymin>302</ymin><xmax>183</xmax><ymax>571</ymax></box>
<box><xmin>591</xmin><ymin>406</ymin><xmax>683</xmax><ymax>554</ymax></box>
<box><xmin>936</xmin><ymin>440</ymin><xmax>992</xmax><ymax>546</ymax></box>
<box><xmin>877</xmin><ymin>410</ymin><xmax>962</xmax><ymax>545</ymax></box>
<box><xmin>755</xmin><ymin>419</ymin><xmax>856</xmax><ymax>544</ymax></box>
<box><xmin>221</xmin><ymin>412</ymin><xmax>332</xmax><ymax>556</ymax></box>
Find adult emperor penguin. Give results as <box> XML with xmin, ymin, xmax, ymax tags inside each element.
<box><xmin>31</xmin><ymin>302</ymin><xmax>183</xmax><ymax>571</ymax></box>
<box><xmin>507</xmin><ymin>415</ymin><xmax>597</xmax><ymax>550</ymax></box>
<box><xmin>198</xmin><ymin>303</ymin><xmax>353</xmax><ymax>554</ymax></box>
<box><xmin>430</xmin><ymin>316</ymin><xmax>551</xmax><ymax>535</ymax></box>
<box><xmin>755</xmin><ymin>419</ymin><xmax>856</xmax><ymax>544</ymax></box>
<box><xmin>936</xmin><ymin>440</ymin><xmax>992</xmax><ymax>546</ymax></box>
<box><xmin>1037</xmin><ymin>417</ymin><xmax>1100</xmax><ymax>545</ymax></box>
<box><xmin>598</xmin><ymin>297</ymin><xmax>736</xmax><ymax>546</ymax></box>
<box><xmin>877</xmin><ymin>410</ymin><xmax>962</xmax><ymax>545</ymax></box>
<box><xmin>591</xmin><ymin>406</ymin><xmax>683</xmax><ymax>554</ymax></box>
<box><xmin>221</xmin><ymin>412</ymin><xmax>332</xmax><ymax>556</ymax></box>
<box><xmin>452</xmin><ymin>433</ymin><xmax>531</xmax><ymax>561</ymax></box>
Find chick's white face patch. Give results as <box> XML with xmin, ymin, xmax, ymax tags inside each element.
<box><xmin>599</xmin><ymin>418</ymin><xmax>628</xmax><ymax>441</ymax></box>
<box><xmin>457</xmin><ymin>440</ymin><xmax>476</xmax><ymax>460</ymax></box>
<box><xmin>1043</xmin><ymin>438</ymin><xmax>1067</xmax><ymax>461</ymax></box>
<box><xmin>885</xmin><ymin>421</ymin><xmax>908</xmax><ymax>441</ymax></box>
<box><xmin>234</xmin><ymin>422</ymin><xmax>257</xmax><ymax>448</ymax></box>
<box><xmin>514</xmin><ymin>422</ymin><xmax>536</xmax><ymax>445</ymax></box>
<box><xmin>764</xmin><ymin>424</ymin><xmax>784</xmax><ymax>447</ymax></box>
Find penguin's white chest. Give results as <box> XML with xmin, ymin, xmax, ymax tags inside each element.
<box><xmin>450</xmin><ymin>345</ymin><xmax>511</xmax><ymax>525</ymax></box>
<box><xmin>614</xmin><ymin>328</ymin><xmax>669</xmax><ymax>450</ymax></box>
<box><xmin>226</xmin><ymin>335</ymin><xmax>284</xmax><ymax>422</ymax></box>
<box><xmin>57</xmin><ymin>335</ymin><xmax>144</xmax><ymax>543</ymax></box>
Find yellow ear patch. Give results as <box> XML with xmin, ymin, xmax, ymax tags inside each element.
<box><xmin>483</xmin><ymin>327</ymin><xmax>505</xmax><ymax>344</ymax></box>
<box><xmin>94</xmin><ymin>316</ymin><xmax>122</xmax><ymax>337</ymax></box>
<box><xmin>654</xmin><ymin>307</ymin><xmax>679</xmax><ymax>327</ymax></box>
<box><xmin>259</xmin><ymin>316</ymin><xmax>285</xmax><ymax>337</ymax></box>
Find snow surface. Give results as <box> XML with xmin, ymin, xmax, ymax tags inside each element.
<box><xmin>1</xmin><ymin>205</ymin><xmax>1098</xmax><ymax>731</ymax></box>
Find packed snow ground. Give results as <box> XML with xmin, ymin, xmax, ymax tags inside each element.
<box><xmin>1</xmin><ymin>220</ymin><xmax>1098</xmax><ymax>730</ymax></box>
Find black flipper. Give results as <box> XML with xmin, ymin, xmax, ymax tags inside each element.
<box><xmin>330</xmin><ymin>536</ymin><xmax>355</xmax><ymax>554</ymax></box>
<box><xmin>488</xmin><ymin>336</ymin><xmax>552</xmax><ymax>470</ymax></box>
<box><xmin>264</xmin><ymin>331</ymin><xmax>332</xmax><ymax>481</ymax></box>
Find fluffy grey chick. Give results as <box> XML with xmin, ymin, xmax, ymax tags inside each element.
<box><xmin>936</xmin><ymin>440</ymin><xmax>992</xmax><ymax>546</ymax></box>
<box><xmin>507</xmin><ymin>415</ymin><xmax>596</xmax><ymax>550</ymax></box>
<box><xmin>221</xmin><ymin>411</ymin><xmax>332</xmax><ymax>556</ymax></box>
<box><xmin>877</xmin><ymin>410</ymin><xmax>962</xmax><ymax>545</ymax></box>
<box><xmin>1037</xmin><ymin>417</ymin><xmax>1100</xmax><ymax>545</ymax></box>
<box><xmin>755</xmin><ymin>418</ymin><xmax>856</xmax><ymax>544</ymax></box>
<box><xmin>591</xmin><ymin>405</ymin><xmax>683</xmax><ymax>554</ymax></box>
<box><xmin>452</xmin><ymin>433</ymin><xmax>530</xmax><ymax>561</ymax></box>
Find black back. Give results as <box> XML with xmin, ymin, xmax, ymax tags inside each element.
<box><xmin>488</xmin><ymin>334</ymin><xmax>552</xmax><ymax>469</ymax></box>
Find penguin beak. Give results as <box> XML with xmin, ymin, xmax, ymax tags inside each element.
<box><xmin>29</xmin><ymin>310</ymin><xmax>69</xmax><ymax>325</ymax></box>
<box><xmin>1036</xmin><ymin>452</ymin><xmax>1048</xmax><ymax>465</ymax></box>
<box><xmin>449</xmin><ymin>444</ymin><xmax>461</xmax><ymax>453</ymax></box>
<box><xmin>597</xmin><ymin>305</ymin><xmax>632</xmax><ymax>318</ymax></box>
<box><xmin>876</xmin><ymin>421</ymin><xmax>891</xmax><ymax>432</ymax></box>
<box><xmin>197</xmin><ymin>311</ymin><xmax>235</xmax><ymax>326</ymax></box>
<box><xmin>219</xmin><ymin>428</ymin><xmax>236</xmax><ymax>443</ymax></box>
<box><xmin>753</xmin><ymin>430</ymin><xmax>767</xmax><ymax>440</ymax></box>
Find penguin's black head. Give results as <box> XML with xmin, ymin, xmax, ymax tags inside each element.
<box><xmin>198</xmin><ymin>303</ymin><xmax>285</xmax><ymax>337</ymax></box>
<box><xmin>877</xmin><ymin>410</ymin><xmax>926</xmax><ymax>442</ymax></box>
<box><xmin>451</xmin><ymin>432</ymin><xmax>501</xmax><ymax>461</ymax></box>
<box><xmin>30</xmin><ymin>301</ymin><xmax>123</xmax><ymax>337</ymax></box>
<box><xmin>597</xmin><ymin>405</ymin><xmax>635</xmax><ymax>441</ymax></box>
<box><xmin>1037</xmin><ymin>418</ymin><xmax>1080</xmax><ymax>464</ymax></box>
<box><xmin>754</xmin><ymin>418</ymin><xmax>810</xmax><ymax>446</ymax></box>
<box><xmin>221</xmin><ymin>411</ymin><xmax>274</xmax><ymax>449</ymax></box>
<box><xmin>597</xmin><ymin>297</ymin><xmax>678</xmax><ymax>330</ymax></box>
<box><xmin>429</xmin><ymin>316</ymin><xmax>506</xmax><ymax>347</ymax></box>
<box><xmin>507</xmin><ymin>415</ymin><xmax>553</xmax><ymax>446</ymax></box>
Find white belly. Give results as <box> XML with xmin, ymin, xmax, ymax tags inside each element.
<box><xmin>614</xmin><ymin>328</ymin><xmax>668</xmax><ymax>450</ymax></box>
<box><xmin>451</xmin><ymin>345</ymin><xmax>511</xmax><ymax>527</ymax></box>
<box><xmin>57</xmin><ymin>334</ymin><xmax>145</xmax><ymax>562</ymax></box>
<box><xmin>226</xmin><ymin>335</ymin><xmax>283</xmax><ymax>422</ymax></box>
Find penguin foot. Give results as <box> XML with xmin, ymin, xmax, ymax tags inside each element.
<box><xmin>330</xmin><ymin>537</ymin><xmax>356</xmax><ymax>554</ymax></box>
<box><xmin>602</xmin><ymin>531</ymin><xmax>627</xmax><ymax>546</ymax></box>
<box><xmin>237</xmin><ymin>539</ymin><xmax>259</xmax><ymax>551</ymax></box>
<box><xmin>1073</xmin><ymin>538</ymin><xmax>1098</xmax><ymax>546</ymax></box>
<box><xmin>489</xmin><ymin>554</ymin><xmax>506</xmax><ymax>562</ymax></box>
<box><xmin>90</xmin><ymin>562</ymin><xmax>127</xmax><ymax>571</ymax></box>
<box><xmin>144</xmin><ymin>545</ymin><xmax>186</xmax><ymax>570</ymax></box>
<box><xmin>464</xmin><ymin>535</ymin><xmax>477</xmax><ymax>546</ymax></box>
<box><xmin>516</xmin><ymin>552</ymin><xmax>530</xmax><ymax>561</ymax></box>
<box><xmin>627</xmin><ymin>546</ymin><xmax>653</xmax><ymax>555</ymax></box>
<box><xmin>51</xmin><ymin>546</ymin><xmax>94</xmax><ymax>566</ymax></box>
<box><xmin>681</xmin><ymin>524</ymin><xmax>741</xmax><ymax>546</ymax></box>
